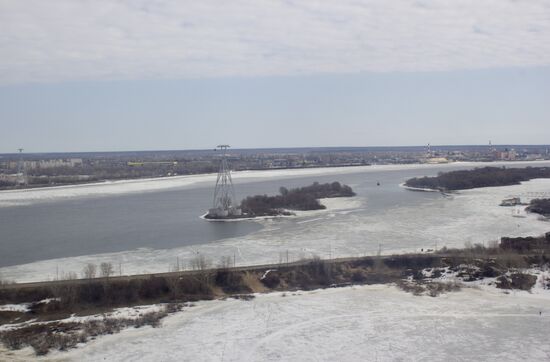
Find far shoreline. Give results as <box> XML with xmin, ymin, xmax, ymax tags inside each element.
<box><xmin>3</xmin><ymin>159</ymin><xmax>550</xmax><ymax>196</ymax></box>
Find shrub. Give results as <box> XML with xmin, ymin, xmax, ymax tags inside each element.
<box><xmin>510</xmin><ymin>273</ymin><xmax>537</xmax><ymax>290</ymax></box>
<box><xmin>396</xmin><ymin>280</ymin><xmax>425</xmax><ymax>296</ymax></box>
<box><xmin>426</xmin><ymin>281</ymin><xmax>461</xmax><ymax>297</ymax></box>
<box><xmin>260</xmin><ymin>271</ymin><xmax>280</xmax><ymax>288</ymax></box>
<box><xmin>384</xmin><ymin>255</ymin><xmax>439</xmax><ymax>269</ymax></box>
<box><xmin>214</xmin><ymin>270</ymin><xmax>251</xmax><ymax>293</ymax></box>
<box><xmin>496</xmin><ymin>273</ymin><xmax>537</xmax><ymax>290</ymax></box>
<box><xmin>351</xmin><ymin>270</ymin><xmax>368</xmax><ymax>283</ymax></box>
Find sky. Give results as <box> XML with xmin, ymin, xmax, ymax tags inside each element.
<box><xmin>0</xmin><ymin>0</ymin><xmax>549</xmax><ymax>153</ymax></box>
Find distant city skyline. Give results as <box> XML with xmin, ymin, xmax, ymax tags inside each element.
<box><xmin>1</xmin><ymin>1</ymin><xmax>549</xmax><ymax>153</ymax></box>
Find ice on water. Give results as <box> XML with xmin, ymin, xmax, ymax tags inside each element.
<box><xmin>1</xmin><ymin>169</ymin><xmax>550</xmax><ymax>283</ymax></box>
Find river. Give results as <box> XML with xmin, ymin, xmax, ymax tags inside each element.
<box><xmin>1</xmin><ymin>161</ymin><xmax>549</xmax><ymax>282</ymax></box>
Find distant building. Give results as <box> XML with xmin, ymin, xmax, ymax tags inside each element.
<box><xmin>500</xmin><ymin>149</ymin><xmax>517</xmax><ymax>161</ymax></box>
<box><xmin>524</xmin><ymin>154</ymin><xmax>543</xmax><ymax>161</ymax></box>
<box><xmin>425</xmin><ymin>157</ymin><xmax>449</xmax><ymax>164</ymax></box>
<box><xmin>0</xmin><ymin>174</ymin><xmax>17</xmax><ymax>183</ymax></box>
<box><xmin>269</xmin><ymin>159</ymin><xmax>290</xmax><ymax>168</ymax></box>
<box><xmin>9</xmin><ymin>158</ymin><xmax>84</xmax><ymax>170</ymax></box>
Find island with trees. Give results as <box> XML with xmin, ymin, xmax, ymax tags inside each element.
<box><xmin>206</xmin><ymin>181</ymin><xmax>356</xmax><ymax>219</ymax></box>
<box><xmin>404</xmin><ymin>166</ymin><xmax>550</xmax><ymax>192</ymax></box>
<box><xmin>527</xmin><ymin>199</ymin><xmax>550</xmax><ymax>217</ymax></box>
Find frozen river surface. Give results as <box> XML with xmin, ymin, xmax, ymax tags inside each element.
<box><xmin>1</xmin><ymin>161</ymin><xmax>550</xmax><ymax>282</ymax></box>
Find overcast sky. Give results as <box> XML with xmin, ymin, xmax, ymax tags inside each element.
<box><xmin>1</xmin><ymin>0</ymin><xmax>549</xmax><ymax>152</ymax></box>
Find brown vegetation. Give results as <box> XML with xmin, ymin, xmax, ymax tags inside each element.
<box><xmin>496</xmin><ymin>273</ymin><xmax>538</xmax><ymax>290</ymax></box>
<box><xmin>0</xmin><ymin>309</ymin><xmax>169</xmax><ymax>355</ymax></box>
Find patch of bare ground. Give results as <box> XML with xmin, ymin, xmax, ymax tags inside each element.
<box><xmin>0</xmin><ymin>308</ymin><xmax>171</xmax><ymax>356</ymax></box>
<box><xmin>243</xmin><ymin>272</ymin><xmax>268</xmax><ymax>293</ymax></box>
<box><xmin>396</xmin><ymin>280</ymin><xmax>463</xmax><ymax>297</ymax></box>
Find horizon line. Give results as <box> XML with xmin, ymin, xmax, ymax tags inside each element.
<box><xmin>1</xmin><ymin>143</ymin><xmax>549</xmax><ymax>156</ymax></box>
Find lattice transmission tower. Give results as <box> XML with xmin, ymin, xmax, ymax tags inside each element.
<box><xmin>207</xmin><ymin>145</ymin><xmax>241</xmax><ymax>218</ymax></box>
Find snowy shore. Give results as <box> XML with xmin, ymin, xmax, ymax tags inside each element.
<box><xmin>399</xmin><ymin>183</ymin><xmax>441</xmax><ymax>192</ymax></box>
<box><xmin>4</xmin><ymin>282</ymin><xmax>549</xmax><ymax>362</ymax></box>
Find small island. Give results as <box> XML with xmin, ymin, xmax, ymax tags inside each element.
<box><xmin>404</xmin><ymin>166</ymin><xmax>550</xmax><ymax>192</ymax></box>
<box><xmin>526</xmin><ymin>198</ymin><xmax>550</xmax><ymax>217</ymax></box>
<box><xmin>205</xmin><ymin>181</ymin><xmax>356</xmax><ymax>219</ymax></box>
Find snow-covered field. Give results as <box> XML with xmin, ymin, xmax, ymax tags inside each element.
<box><xmin>4</xmin><ymin>284</ymin><xmax>545</xmax><ymax>362</ymax></box>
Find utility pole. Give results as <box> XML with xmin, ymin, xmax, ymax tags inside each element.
<box><xmin>16</xmin><ymin>148</ymin><xmax>27</xmax><ymax>186</ymax></box>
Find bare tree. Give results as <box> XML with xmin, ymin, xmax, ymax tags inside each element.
<box><xmin>0</xmin><ymin>276</ymin><xmax>11</xmax><ymax>286</ymax></box>
<box><xmin>82</xmin><ymin>263</ymin><xmax>97</xmax><ymax>279</ymax></box>
<box><xmin>166</xmin><ymin>276</ymin><xmax>181</xmax><ymax>299</ymax></box>
<box><xmin>62</xmin><ymin>271</ymin><xmax>78</xmax><ymax>280</ymax></box>
<box><xmin>190</xmin><ymin>254</ymin><xmax>211</xmax><ymax>271</ymax></box>
<box><xmin>217</xmin><ymin>256</ymin><xmax>232</xmax><ymax>269</ymax></box>
<box><xmin>190</xmin><ymin>254</ymin><xmax>212</xmax><ymax>288</ymax></box>
<box><xmin>487</xmin><ymin>239</ymin><xmax>499</xmax><ymax>251</ymax></box>
<box><xmin>100</xmin><ymin>262</ymin><xmax>114</xmax><ymax>278</ymax></box>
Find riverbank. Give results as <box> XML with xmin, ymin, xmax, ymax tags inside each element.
<box><xmin>399</xmin><ymin>183</ymin><xmax>442</xmax><ymax>192</ymax></box>
<box><xmin>1</xmin><ymin>235</ymin><xmax>549</xmax><ymax>357</ymax></box>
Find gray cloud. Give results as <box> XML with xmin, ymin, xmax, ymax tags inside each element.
<box><xmin>1</xmin><ymin>0</ymin><xmax>550</xmax><ymax>84</ymax></box>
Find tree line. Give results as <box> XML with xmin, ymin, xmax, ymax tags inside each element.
<box><xmin>527</xmin><ymin>198</ymin><xmax>550</xmax><ymax>217</ymax></box>
<box><xmin>405</xmin><ymin>166</ymin><xmax>550</xmax><ymax>191</ymax></box>
<box><xmin>240</xmin><ymin>181</ymin><xmax>356</xmax><ymax>216</ymax></box>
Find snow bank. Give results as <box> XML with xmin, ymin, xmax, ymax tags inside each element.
<box><xmin>0</xmin><ymin>304</ymin><xmax>30</xmax><ymax>313</ymax></box>
<box><xmin>44</xmin><ymin>285</ymin><xmax>550</xmax><ymax>362</ymax></box>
